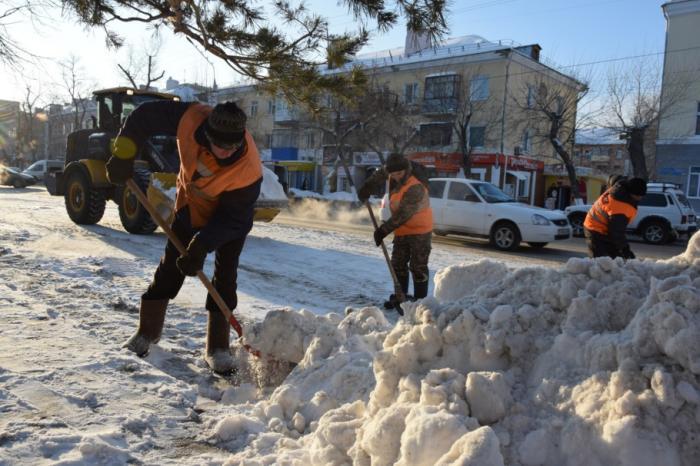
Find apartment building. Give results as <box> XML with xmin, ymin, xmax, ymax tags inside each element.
<box><xmin>214</xmin><ymin>31</ymin><xmax>582</xmax><ymax>204</ymax></box>
<box><xmin>656</xmin><ymin>0</ymin><xmax>700</xmax><ymax>210</ymax></box>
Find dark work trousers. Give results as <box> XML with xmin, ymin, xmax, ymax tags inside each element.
<box><xmin>142</xmin><ymin>210</ymin><xmax>246</xmax><ymax>314</ymax></box>
<box><xmin>391</xmin><ymin>232</ymin><xmax>432</xmax><ymax>291</ymax></box>
<box><xmin>584</xmin><ymin>228</ymin><xmax>620</xmax><ymax>259</ymax></box>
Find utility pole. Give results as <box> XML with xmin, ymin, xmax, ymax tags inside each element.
<box><xmin>498</xmin><ymin>49</ymin><xmax>512</xmax><ymax>189</ymax></box>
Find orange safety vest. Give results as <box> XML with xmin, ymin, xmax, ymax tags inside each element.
<box><xmin>583</xmin><ymin>191</ymin><xmax>637</xmax><ymax>236</ymax></box>
<box><xmin>175</xmin><ymin>104</ymin><xmax>262</xmax><ymax>228</ymax></box>
<box><xmin>390</xmin><ymin>176</ymin><xmax>433</xmax><ymax>236</ymax></box>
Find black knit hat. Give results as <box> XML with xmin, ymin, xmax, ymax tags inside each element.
<box><xmin>385</xmin><ymin>153</ymin><xmax>409</xmax><ymax>173</ymax></box>
<box><xmin>627</xmin><ymin>177</ymin><xmax>647</xmax><ymax>196</ymax></box>
<box><xmin>205</xmin><ymin>102</ymin><xmax>247</xmax><ymax>148</ymax></box>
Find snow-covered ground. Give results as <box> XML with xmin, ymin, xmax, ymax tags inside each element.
<box><xmin>1</xmin><ymin>186</ymin><xmax>699</xmax><ymax>465</ymax></box>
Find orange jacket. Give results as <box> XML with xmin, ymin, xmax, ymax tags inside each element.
<box><xmin>390</xmin><ymin>176</ymin><xmax>433</xmax><ymax>236</ymax></box>
<box><xmin>584</xmin><ymin>191</ymin><xmax>637</xmax><ymax>236</ymax></box>
<box><xmin>174</xmin><ymin>104</ymin><xmax>262</xmax><ymax>228</ymax></box>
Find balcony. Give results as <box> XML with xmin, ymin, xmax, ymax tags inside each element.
<box><xmin>421</xmin><ymin>97</ymin><xmax>459</xmax><ymax>115</ymax></box>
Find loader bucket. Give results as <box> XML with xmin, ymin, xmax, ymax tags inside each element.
<box><xmin>147</xmin><ymin>170</ymin><xmax>288</xmax><ymax>224</ymax></box>
<box><xmin>148</xmin><ymin>172</ymin><xmax>177</xmax><ymax>225</ymax></box>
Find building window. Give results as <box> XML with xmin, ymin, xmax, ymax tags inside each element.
<box><xmin>424</xmin><ymin>74</ymin><xmax>459</xmax><ymax>100</ymax></box>
<box><xmin>522</xmin><ymin>129</ymin><xmax>532</xmax><ymax>154</ymax></box>
<box><xmin>527</xmin><ymin>85</ymin><xmax>536</xmax><ymax>108</ymax></box>
<box><xmin>250</xmin><ymin>100</ymin><xmax>258</xmax><ymax>116</ymax></box>
<box><xmin>265</xmin><ymin>133</ymin><xmax>272</xmax><ymax>148</ymax></box>
<box><xmin>470</xmin><ymin>75</ymin><xmax>489</xmax><ymax>101</ymax></box>
<box><xmin>469</xmin><ymin>126</ymin><xmax>485</xmax><ymax>148</ymax></box>
<box><xmin>696</xmin><ymin>102</ymin><xmax>700</xmax><ymax>135</ymax></box>
<box><xmin>404</xmin><ymin>83</ymin><xmax>419</xmax><ymax>103</ymax></box>
<box><xmin>689</xmin><ymin>166</ymin><xmax>700</xmax><ymax>198</ymax></box>
<box><xmin>268</xmin><ymin>100</ymin><xmax>275</xmax><ymax>114</ymax></box>
<box><xmin>419</xmin><ymin>122</ymin><xmax>452</xmax><ymax>146</ymax></box>
<box><xmin>305</xmin><ymin>132</ymin><xmax>315</xmax><ymax>148</ymax></box>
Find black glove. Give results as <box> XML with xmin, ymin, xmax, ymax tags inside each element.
<box><xmin>374</xmin><ymin>223</ymin><xmax>391</xmax><ymax>247</ymax></box>
<box><xmin>176</xmin><ymin>237</ymin><xmax>209</xmax><ymax>276</ymax></box>
<box><xmin>106</xmin><ymin>156</ymin><xmax>134</xmax><ymax>185</ymax></box>
<box><xmin>621</xmin><ymin>245</ymin><xmax>635</xmax><ymax>260</ymax></box>
<box><xmin>357</xmin><ymin>184</ymin><xmax>373</xmax><ymax>203</ymax></box>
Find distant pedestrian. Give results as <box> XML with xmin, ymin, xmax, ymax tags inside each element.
<box><xmin>584</xmin><ymin>177</ymin><xmax>646</xmax><ymax>259</ymax></box>
<box><xmin>358</xmin><ymin>153</ymin><xmax>432</xmax><ymax>310</ymax></box>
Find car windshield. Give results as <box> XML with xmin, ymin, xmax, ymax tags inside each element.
<box><xmin>675</xmin><ymin>193</ymin><xmax>692</xmax><ymax>209</ymax></box>
<box><xmin>472</xmin><ymin>182</ymin><xmax>515</xmax><ymax>203</ymax></box>
<box><xmin>25</xmin><ymin>161</ymin><xmax>42</xmax><ymax>171</ymax></box>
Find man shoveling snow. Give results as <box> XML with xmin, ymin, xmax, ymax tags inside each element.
<box><xmin>107</xmin><ymin>100</ymin><xmax>261</xmax><ymax>373</ymax></box>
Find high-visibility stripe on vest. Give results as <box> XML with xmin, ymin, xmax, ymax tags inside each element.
<box><xmin>175</xmin><ymin>104</ymin><xmax>262</xmax><ymax>228</ymax></box>
<box><xmin>390</xmin><ymin>176</ymin><xmax>433</xmax><ymax>236</ymax></box>
<box><xmin>583</xmin><ymin>191</ymin><xmax>637</xmax><ymax>236</ymax></box>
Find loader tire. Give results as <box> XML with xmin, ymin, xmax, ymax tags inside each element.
<box><xmin>64</xmin><ymin>168</ymin><xmax>106</xmax><ymax>225</ymax></box>
<box><xmin>118</xmin><ymin>167</ymin><xmax>157</xmax><ymax>235</ymax></box>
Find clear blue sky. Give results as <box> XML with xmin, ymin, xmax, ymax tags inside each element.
<box><xmin>0</xmin><ymin>0</ymin><xmax>668</xmax><ymax>103</ymax></box>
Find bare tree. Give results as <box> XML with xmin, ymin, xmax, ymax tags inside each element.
<box><xmin>0</xmin><ymin>1</ymin><xmax>49</xmax><ymax>68</ymax></box>
<box><xmin>449</xmin><ymin>68</ymin><xmax>502</xmax><ymax>177</ymax></box>
<box><xmin>58</xmin><ymin>55</ymin><xmax>93</xmax><ymax>130</ymax></box>
<box><xmin>16</xmin><ymin>84</ymin><xmax>42</xmax><ymax>161</ymax></box>
<box><xmin>514</xmin><ymin>73</ymin><xmax>590</xmax><ymax>200</ymax></box>
<box><xmin>61</xmin><ymin>1</ymin><xmax>447</xmax><ymax>106</ymax></box>
<box><xmin>117</xmin><ymin>37</ymin><xmax>165</xmax><ymax>89</ymax></box>
<box><xmin>354</xmin><ymin>83</ymin><xmax>418</xmax><ymax>161</ymax></box>
<box><xmin>604</xmin><ymin>58</ymin><xmax>687</xmax><ymax>180</ymax></box>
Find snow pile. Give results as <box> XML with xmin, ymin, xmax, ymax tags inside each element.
<box><xmin>220</xmin><ymin>233</ymin><xmax>700</xmax><ymax>465</ymax></box>
<box><xmin>260</xmin><ymin>166</ymin><xmax>288</xmax><ymax>201</ymax></box>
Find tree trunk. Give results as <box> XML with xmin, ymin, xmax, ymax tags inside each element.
<box><xmin>457</xmin><ymin>124</ymin><xmax>472</xmax><ymax>177</ymax></box>
<box><xmin>626</xmin><ymin>127</ymin><xmax>648</xmax><ymax>180</ymax></box>
<box><xmin>548</xmin><ymin>117</ymin><xmax>580</xmax><ymax>200</ymax></box>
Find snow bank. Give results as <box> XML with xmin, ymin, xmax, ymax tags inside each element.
<box><xmin>222</xmin><ymin>233</ymin><xmax>700</xmax><ymax>465</ymax></box>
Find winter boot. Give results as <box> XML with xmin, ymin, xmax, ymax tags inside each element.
<box><xmin>384</xmin><ymin>274</ymin><xmax>409</xmax><ymax>310</ymax></box>
<box><xmin>204</xmin><ymin>311</ymin><xmax>235</xmax><ymax>374</ymax></box>
<box><xmin>413</xmin><ymin>280</ymin><xmax>429</xmax><ymax>300</ymax></box>
<box><xmin>123</xmin><ymin>298</ymin><xmax>168</xmax><ymax>357</ymax></box>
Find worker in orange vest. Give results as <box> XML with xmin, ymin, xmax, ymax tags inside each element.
<box><xmin>358</xmin><ymin>153</ymin><xmax>433</xmax><ymax>311</ymax></box>
<box><xmin>106</xmin><ymin>101</ymin><xmax>262</xmax><ymax>373</ymax></box>
<box><xmin>584</xmin><ymin>177</ymin><xmax>646</xmax><ymax>259</ymax></box>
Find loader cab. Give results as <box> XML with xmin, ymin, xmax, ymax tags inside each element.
<box><xmin>95</xmin><ymin>88</ymin><xmax>179</xmax><ymax>134</ymax></box>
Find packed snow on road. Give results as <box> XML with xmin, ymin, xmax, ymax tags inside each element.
<box><xmin>1</xmin><ymin>187</ymin><xmax>699</xmax><ymax>465</ymax></box>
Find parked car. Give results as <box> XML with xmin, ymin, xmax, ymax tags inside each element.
<box><xmin>0</xmin><ymin>166</ymin><xmax>37</xmax><ymax>188</ymax></box>
<box><xmin>22</xmin><ymin>159</ymin><xmax>64</xmax><ymax>182</ymax></box>
<box><xmin>388</xmin><ymin>178</ymin><xmax>569</xmax><ymax>251</ymax></box>
<box><xmin>564</xmin><ymin>182</ymin><xmax>697</xmax><ymax>245</ymax></box>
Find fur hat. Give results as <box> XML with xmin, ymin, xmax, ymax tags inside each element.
<box><xmin>385</xmin><ymin>153</ymin><xmax>409</xmax><ymax>173</ymax></box>
<box><xmin>627</xmin><ymin>177</ymin><xmax>647</xmax><ymax>196</ymax></box>
<box><xmin>205</xmin><ymin>102</ymin><xmax>247</xmax><ymax>148</ymax></box>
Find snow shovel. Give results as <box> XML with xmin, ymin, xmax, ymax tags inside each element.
<box><xmin>335</xmin><ymin>154</ymin><xmax>407</xmax><ymax>314</ymax></box>
<box><xmin>124</xmin><ymin>178</ymin><xmax>285</xmax><ymax>363</ymax></box>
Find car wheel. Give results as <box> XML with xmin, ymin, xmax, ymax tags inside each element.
<box><xmin>433</xmin><ymin>229</ymin><xmax>447</xmax><ymax>236</ymax></box>
<box><xmin>118</xmin><ymin>167</ymin><xmax>157</xmax><ymax>234</ymax></box>
<box><xmin>528</xmin><ymin>242</ymin><xmax>548</xmax><ymax>249</ymax></box>
<box><xmin>568</xmin><ymin>212</ymin><xmax>586</xmax><ymax>237</ymax></box>
<box><xmin>490</xmin><ymin>221</ymin><xmax>521</xmax><ymax>251</ymax></box>
<box><xmin>12</xmin><ymin>179</ymin><xmax>25</xmax><ymax>188</ymax></box>
<box><xmin>640</xmin><ymin>220</ymin><xmax>670</xmax><ymax>245</ymax></box>
<box><xmin>64</xmin><ymin>168</ymin><xmax>106</xmax><ymax>225</ymax></box>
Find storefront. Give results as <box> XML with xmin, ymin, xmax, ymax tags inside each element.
<box><xmin>543</xmin><ymin>166</ymin><xmax>606</xmax><ymax>210</ymax></box>
<box><xmin>407</xmin><ymin>152</ymin><xmax>545</xmax><ymax>205</ymax></box>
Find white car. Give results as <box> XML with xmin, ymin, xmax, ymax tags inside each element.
<box><xmin>22</xmin><ymin>159</ymin><xmax>64</xmax><ymax>182</ymax></box>
<box><xmin>380</xmin><ymin>178</ymin><xmax>570</xmax><ymax>251</ymax></box>
<box><xmin>564</xmin><ymin>182</ymin><xmax>697</xmax><ymax>245</ymax></box>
